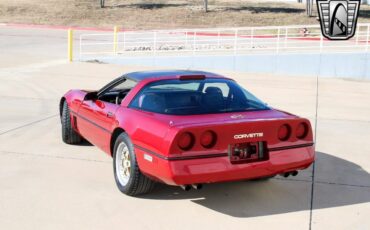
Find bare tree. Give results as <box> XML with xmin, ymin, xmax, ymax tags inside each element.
<box><xmin>306</xmin><ymin>0</ymin><xmax>314</xmax><ymax>16</ymax></box>
<box><xmin>298</xmin><ymin>0</ymin><xmax>313</xmax><ymax>16</ymax></box>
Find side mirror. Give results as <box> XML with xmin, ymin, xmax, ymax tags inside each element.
<box><xmin>84</xmin><ymin>91</ymin><xmax>98</xmax><ymax>101</ymax></box>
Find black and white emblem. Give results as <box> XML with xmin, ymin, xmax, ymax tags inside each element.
<box><xmin>317</xmin><ymin>0</ymin><xmax>361</xmax><ymax>40</ymax></box>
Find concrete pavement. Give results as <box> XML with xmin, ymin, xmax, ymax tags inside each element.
<box><xmin>0</xmin><ymin>25</ymin><xmax>369</xmax><ymax>230</ymax></box>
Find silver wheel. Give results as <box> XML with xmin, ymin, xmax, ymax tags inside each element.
<box><xmin>115</xmin><ymin>142</ymin><xmax>131</xmax><ymax>186</ymax></box>
<box><xmin>113</xmin><ymin>133</ymin><xmax>155</xmax><ymax>196</ymax></box>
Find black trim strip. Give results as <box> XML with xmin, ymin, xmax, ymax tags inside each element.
<box><xmin>135</xmin><ymin>143</ymin><xmax>314</xmax><ymax>161</ymax></box>
<box><xmin>169</xmin><ymin>153</ymin><xmax>228</xmax><ymax>161</ymax></box>
<box><xmin>134</xmin><ymin>144</ymin><xmax>228</xmax><ymax>161</ymax></box>
<box><xmin>268</xmin><ymin>143</ymin><xmax>314</xmax><ymax>152</ymax></box>
<box><xmin>70</xmin><ymin>111</ymin><xmax>111</xmax><ymax>134</ymax></box>
<box><xmin>134</xmin><ymin>144</ymin><xmax>168</xmax><ymax>160</ymax></box>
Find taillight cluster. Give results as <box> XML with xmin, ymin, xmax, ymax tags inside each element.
<box><xmin>177</xmin><ymin>132</ymin><xmax>195</xmax><ymax>150</ymax></box>
<box><xmin>278</xmin><ymin>122</ymin><xmax>309</xmax><ymax>141</ymax></box>
<box><xmin>296</xmin><ymin>122</ymin><xmax>309</xmax><ymax>139</ymax></box>
<box><xmin>200</xmin><ymin>131</ymin><xmax>217</xmax><ymax>148</ymax></box>
<box><xmin>278</xmin><ymin>124</ymin><xmax>291</xmax><ymax>141</ymax></box>
<box><xmin>177</xmin><ymin>130</ymin><xmax>217</xmax><ymax>151</ymax></box>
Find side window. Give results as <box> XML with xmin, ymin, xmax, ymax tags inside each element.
<box><xmin>108</xmin><ymin>78</ymin><xmax>137</xmax><ymax>92</ymax></box>
<box><xmin>99</xmin><ymin>78</ymin><xmax>137</xmax><ymax>104</ymax></box>
<box><xmin>202</xmin><ymin>83</ymin><xmax>229</xmax><ymax>97</ymax></box>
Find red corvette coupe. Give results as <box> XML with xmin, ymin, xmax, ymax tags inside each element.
<box><xmin>60</xmin><ymin>70</ymin><xmax>315</xmax><ymax>196</ymax></box>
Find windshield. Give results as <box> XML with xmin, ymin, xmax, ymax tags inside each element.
<box><xmin>129</xmin><ymin>78</ymin><xmax>269</xmax><ymax>115</ymax></box>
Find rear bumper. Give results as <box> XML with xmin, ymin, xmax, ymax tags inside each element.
<box><xmin>135</xmin><ymin>145</ymin><xmax>315</xmax><ymax>186</ymax></box>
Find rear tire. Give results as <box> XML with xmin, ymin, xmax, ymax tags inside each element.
<box><xmin>113</xmin><ymin>133</ymin><xmax>155</xmax><ymax>196</ymax></box>
<box><xmin>61</xmin><ymin>101</ymin><xmax>82</xmax><ymax>144</ymax></box>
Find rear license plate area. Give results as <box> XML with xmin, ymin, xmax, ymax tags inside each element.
<box><xmin>228</xmin><ymin>141</ymin><xmax>269</xmax><ymax>164</ymax></box>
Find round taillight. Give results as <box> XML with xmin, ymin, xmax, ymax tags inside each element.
<box><xmin>296</xmin><ymin>122</ymin><xmax>308</xmax><ymax>139</ymax></box>
<box><xmin>177</xmin><ymin>132</ymin><xmax>195</xmax><ymax>150</ymax></box>
<box><xmin>200</xmin><ymin>130</ymin><xmax>217</xmax><ymax>148</ymax></box>
<box><xmin>278</xmin><ymin>124</ymin><xmax>291</xmax><ymax>141</ymax></box>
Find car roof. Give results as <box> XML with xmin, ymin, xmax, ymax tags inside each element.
<box><xmin>124</xmin><ymin>70</ymin><xmax>225</xmax><ymax>82</ymax></box>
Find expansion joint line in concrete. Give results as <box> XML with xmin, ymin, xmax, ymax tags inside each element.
<box><xmin>0</xmin><ymin>114</ymin><xmax>58</xmax><ymax>136</ymax></box>
<box><xmin>273</xmin><ymin>177</ymin><xmax>370</xmax><ymax>189</ymax></box>
<box><xmin>0</xmin><ymin>150</ymin><xmax>110</xmax><ymax>164</ymax></box>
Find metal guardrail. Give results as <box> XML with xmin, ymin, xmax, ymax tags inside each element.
<box><xmin>79</xmin><ymin>24</ymin><xmax>370</xmax><ymax>59</ymax></box>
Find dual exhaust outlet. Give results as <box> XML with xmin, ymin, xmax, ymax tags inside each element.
<box><xmin>180</xmin><ymin>184</ymin><xmax>203</xmax><ymax>191</ymax></box>
<box><xmin>281</xmin><ymin>170</ymin><xmax>298</xmax><ymax>178</ymax></box>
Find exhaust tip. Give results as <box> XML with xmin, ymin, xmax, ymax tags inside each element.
<box><xmin>180</xmin><ymin>185</ymin><xmax>192</xmax><ymax>191</ymax></box>
<box><xmin>192</xmin><ymin>184</ymin><xmax>203</xmax><ymax>190</ymax></box>
<box><xmin>280</xmin><ymin>171</ymin><xmax>298</xmax><ymax>178</ymax></box>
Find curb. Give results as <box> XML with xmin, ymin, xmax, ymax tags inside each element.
<box><xmin>0</xmin><ymin>22</ymin><xmax>323</xmax><ymax>41</ymax></box>
<box><xmin>1</xmin><ymin>23</ymin><xmax>121</xmax><ymax>32</ymax></box>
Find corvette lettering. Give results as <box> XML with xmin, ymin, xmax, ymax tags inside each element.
<box><xmin>234</xmin><ymin>133</ymin><xmax>264</xmax><ymax>139</ymax></box>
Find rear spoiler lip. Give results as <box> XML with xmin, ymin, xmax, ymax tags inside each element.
<box><xmin>169</xmin><ymin>116</ymin><xmax>301</xmax><ymax>128</ymax></box>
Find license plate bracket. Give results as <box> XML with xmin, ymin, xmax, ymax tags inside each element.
<box><xmin>228</xmin><ymin>141</ymin><xmax>269</xmax><ymax>164</ymax></box>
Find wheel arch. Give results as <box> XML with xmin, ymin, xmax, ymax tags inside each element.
<box><xmin>110</xmin><ymin>127</ymin><xmax>126</xmax><ymax>157</ymax></box>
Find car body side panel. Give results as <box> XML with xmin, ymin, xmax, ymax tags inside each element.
<box><xmin>62</xmin><ymin>90</ymin><xmax>88</xmax><ymax>134</ymax></box>
<box><xmin>114</xmin><ymin>108</ymin><xmax>172</xmax><ymax>156</ymax></box>
<box><xmin>63</xmin><ymin>90</ymin><xmax>88</xmax><ymax>113</ymax></box>
<box><xmin>77</xmin><ymin>99</ymin><xmax>120</xmax><ymax>153</ymax></box>
<box><xmin>62</xmin><ymin>90</ymin><xmax>119</xmax><ymax>154</ymax></box>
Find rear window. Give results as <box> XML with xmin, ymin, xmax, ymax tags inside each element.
<box><xmin>129</xmin><ymin>78</ymin><xmax>269</xmax><ymax>115</ymax></box>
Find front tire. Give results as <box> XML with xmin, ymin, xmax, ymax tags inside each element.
<box><xmin>113</xmin><ymin>133</ymin><xmax>155</xmax><ymax>196</ymax></box>
<box><xmin>61</xmin><ymin>101</ymin><xmax>82</xmax><ymax>144</ymax></box>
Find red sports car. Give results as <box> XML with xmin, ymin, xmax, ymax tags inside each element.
<box><xmin>60</xmin><ymin>70</ymin><xmax>315</xmax><ymax>196</ymax></box>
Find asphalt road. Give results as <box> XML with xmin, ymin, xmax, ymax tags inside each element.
<box><xmin>0</xmin><ymin>25</ymin><xmax>369</xmax><ymax>230</ymax></box>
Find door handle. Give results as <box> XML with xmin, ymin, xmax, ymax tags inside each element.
<box><xmin>107</xmin><ymin>112</ymin><xmax>114</xmax><ymax>118</ymax></box>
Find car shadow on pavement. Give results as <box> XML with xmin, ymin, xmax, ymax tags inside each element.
<box><xmin>140</xmin><ymin>152</ymin><xmax>370</xmax><ymax>218</ymax></box>
<box><xmin>77</xmin><ymin>139</ymin><xmax>93</xmax><ymax>146</ymax></box>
